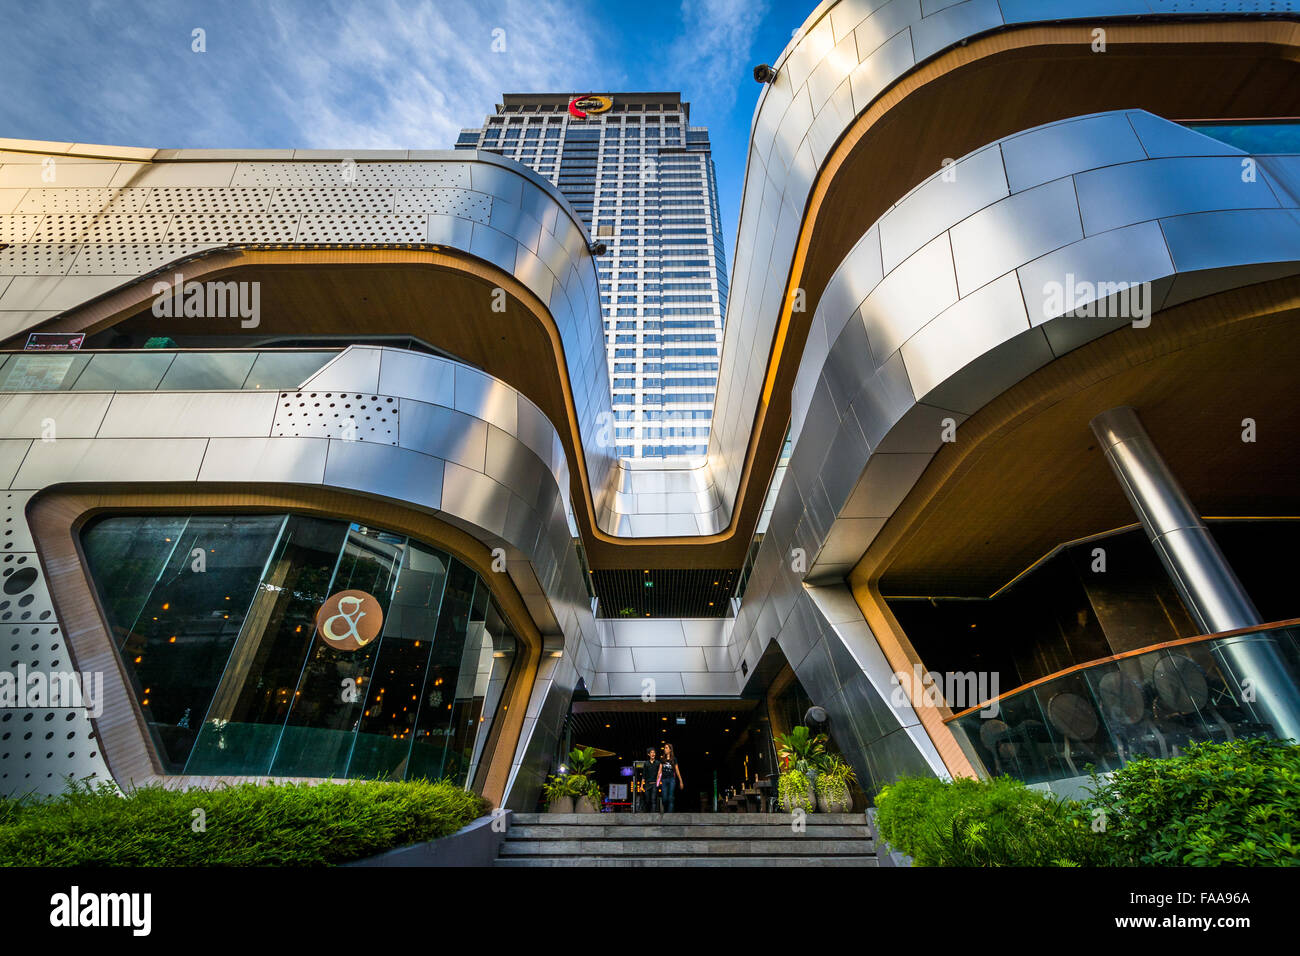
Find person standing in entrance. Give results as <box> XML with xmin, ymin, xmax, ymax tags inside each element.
<box><xmin>642</xmin><ymin>747</ymin><xmax>661</xmax><ymax>813</ymax></box>
<box><xmin>658</xmin><ymin>743</ymin><xmax>684</xmax><ymax>812</ymax></box>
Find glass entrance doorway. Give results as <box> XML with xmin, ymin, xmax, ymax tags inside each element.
<box><xmin>558</xmin><ymin>700</ymin><xmax>780</xmax><ymax>812</ymax></box>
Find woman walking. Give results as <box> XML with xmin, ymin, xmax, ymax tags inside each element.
<box><xmin>657</xmin><ymin>742</ymin><xmax>684</xmax><ymax>812</ymax></box>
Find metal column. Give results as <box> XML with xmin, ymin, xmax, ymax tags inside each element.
<box><xmin>1090</xmin><ymin>406</ymin><xmax>1300</xmax><ymax>742</ymax></box>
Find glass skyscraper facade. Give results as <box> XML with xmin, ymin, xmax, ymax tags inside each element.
<box><xmin>455</xmin><ymin>93</ymin><xmax>727</xmax><ymax>459</ymax></box>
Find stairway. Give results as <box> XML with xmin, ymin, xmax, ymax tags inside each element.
<box><xmin>494</xmin><ymin>812</ymin><xmax>878</xmax><ymax>866</ymax></box>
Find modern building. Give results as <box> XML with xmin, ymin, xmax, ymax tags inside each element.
<box><xmin>455</xmin><ymin>93</ymin><xmax>728</xmax><ymax>461</ymax></box>
<box><xmin>2</xmin><ymin>2</ymin><xmax>1300</xmax><ymax>812</ymax></box>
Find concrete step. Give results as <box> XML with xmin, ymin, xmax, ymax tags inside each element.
<box><xmin>495</xmin><ymin>855</ymin><xmax>879</xmax><ymax>867</ymax></box>
<box><xmin>510</xmin><ymin>812</ymin><xmax>867</xmax><ymax>825</ymax></box>
<box><xmin>509</xmin><ymin>823</ymin><xmax>872</xmax><ymax>840</ymax></box>
<box><xmin>499</xmin><ymin>838</ymin><xmax>874</xmax><ymax>857</ymax></box>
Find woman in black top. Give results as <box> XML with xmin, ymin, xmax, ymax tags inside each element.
<box><xmin>657</xmin><ymin>743</ymin><xmax>684</xmax><ymax>812</ymax></box>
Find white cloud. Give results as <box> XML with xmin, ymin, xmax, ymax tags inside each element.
<box><xmin>666</xmin><ymin>0</ymin><xmax>770</xmax><ymax>115</ymax></box>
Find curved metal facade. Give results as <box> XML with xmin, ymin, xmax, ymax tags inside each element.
<box><xmin>1</xmin><ymin>0</ymin><xmax>1298</xmax><ymax>801</ymax></box>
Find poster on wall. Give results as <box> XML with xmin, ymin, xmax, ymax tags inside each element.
<box><xmin>23</xmin><ymin>332</ymin><xmax>85</xmax><ymax>351</ymax></box>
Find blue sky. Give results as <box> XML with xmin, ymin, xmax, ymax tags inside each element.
<box><xmin>0</xmin><ymin>0</ymin><xmax>817</xmax><ymax>259</ymax></box>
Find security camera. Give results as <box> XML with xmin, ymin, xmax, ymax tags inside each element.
<box><xmin>753</xmin><ymin>63</ymin><xmax>778</xmax><ymax>84</ymax></box>
<box><xmin>588</xmin><ymin>240</ymin><xmax>607</xmax><ymax>256</ymax></box>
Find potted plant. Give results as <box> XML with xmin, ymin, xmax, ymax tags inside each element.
<box><xmin>775</xmin><ymin>726</ymin><xmax>827</xmax><ymax>812</ymax></box>
<box><xmin>554</xmin><ymin>746</ymin><xmax>603</xmax><ymax>814</ymax></box>
<box><xmin>778</xmin><ymin>768</ymin><xmax>816</xmax><ymax>812</ymax></box>
<box><xmin>575</xmin><ymin>776</ymin><xmax>603</xmax><ymax>814</ymax></box>
<box><xmin>543</xmin><ymin>775</ymin><xmax>575</xmax><ymax>814</ymax></box>
<box><xmin>815</xmin><ymin>754</ymin><xmax>857</xmax><ymax>813</ymax></box>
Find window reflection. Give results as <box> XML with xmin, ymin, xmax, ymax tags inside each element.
<box><xmin>81</xmin><ymin>513</ymin><xmax>517</xmax><ymax>787</ymax></box>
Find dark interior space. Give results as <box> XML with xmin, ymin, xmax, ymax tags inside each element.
<box><xmin>885</xmin><ymin>520</ymin><xmax>1300</xmax><ymax>702</ymax></box>
<box><xmin>561</xmin><ymin>700</ymin><xmax>779</xmax><ymax>811</ymax></box>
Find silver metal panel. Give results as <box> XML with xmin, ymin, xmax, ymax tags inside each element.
<box><xmin>0</xmin><ymin>439</ymin><xmax>31</xmax><ymax>488</ymax></box>
<box><xmin>901</xmin><ymin>272</ymin><xmax>1034</xmax><ymax>405</ymax></box>
<box><xmin>1075</xmin><ymin>157</ymin><xmax>1278</xmax><ymax>236</ymax></box>
<box><xmin>999</xmin><ymin>112</ymin><xmax>1147</xmax><ymax>193</ymax></box>
<box><xmin>484</xmin><ymin>425</ymin><xmax>551</xmax><ymax>508</ymax></box>
<box><xmin>949</xmin><ymin>175</ymin><xmax>1083</xmax><ymax>296</ymax></box>
<box><xmin>920</xmin><ymin>324</ymin><xmax>1055</xmax><ymax>416</ymax></box>
<box><xmin>1126</xmin><ymin>110</ymin><xmax>1245</xmax><ymax>159</ymax></box>
<box><xmin>849</xmin><ymin>27</ymin><xmax>915</xmax><ymax>117</ymax></box>
<box><xmin>0</xmin><ymin>391</ymin><xmax>113</xmax><ymax>439</ymax></box>
<box><xmin>454</xmin><ymin>365</ymin><xmax>518</xmax><ymax>434</ymax></box>
<box><xmin>397</xmin><ymin>400</ymin><xmax>487</xmax><ymax>471</ymax></box>
<box><xmin>13</xmin><ymin>437</ymin><xmax>207</xmax><ymax>486</ymax></box>
<box><xmin>607</xmin><ymin>672</ymin><xmax>686</xmax><ymax>697</ymax></box>
<box><xmin>853</xmin><ymin>0</ymin><xmax>920</xmax><ymax>59</ymax></box>
<box><xmin>300</xmin><ymin>346</ymin><xmax>382</xmax><ymax>393</ymax></box>
<box><xmin>468</xmin><ymin>222</ymin><xmax>518</xmax><ymax>272</ymax></box>
<box><xmin>910</xmin><ymin>0</ymin><xmax>1003</xmax><ymax>63</ymax></box>
<box><xmin>597</xmin><ymin>646</ymin><xmax>635</xmax><ymax>672</ymax></box>
<box><xmin>197</xmin><ymin>436</ymin><xmax>329</xmax><ymax>484</ymax></box>
<box><xmin>1160</xmin><ymin>208</ymin><xmax>1300</xmax><ymax>274</ymax></box>
<box><xmin>1017</xmin><ymin>219</ymin><xmax>1174</xmax><ymax>325</ymax></box>
<box><xmin>97</xmin><ymin>391</ymin><xmax>277</xmax><ymax>438</ymax></box>
<box><xmin>860</xmin><ymin>233</ymin><xmax>959</xmax><ymax>362</ymax></box>
<box><xmin>817</xmin><ymin>516</ymin><xmax>887</xmax><ymax>565</ymax></box>
<box><xmin>879</xmin><ymin>144</ymin><xmax>1008</xmax><ymax>273</ymax></box>
<box><xmin>630</xmin><ymin>646</ymin><xmax>708</xmax><ymax>672</ymax></box>
<box><xmin>376</xmin><ymin>349</ymin><xmax>455</xmax><ymax>408</ymax></box>
<box><xmin>322</xmin><ymin>441</ymin><xmax>444</xmax><ymax>513</ymax></box>
<box><xmin>840</xmin><ymin>452</ymin><xmax>933</xmax><ymax>519</ymax></box>
<box><xmin>681</xmin><ymin>673</ymin><xmax>741</xmax><ymax>696</ymax></box>
<box><xmin>426</xmin><ymin>212</ymin><xmax>474</xmax><ymax>249</ymax></box>
<box><xmin>439</xmin><ymin>461</ymin><xmax>510</xmax><ymax>538</ymax></box>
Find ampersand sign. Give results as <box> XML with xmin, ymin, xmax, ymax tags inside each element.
<box><xmin>314</xmin><ymin>590</ymin><xmax>383</xmax><ymax>652</ymax></box>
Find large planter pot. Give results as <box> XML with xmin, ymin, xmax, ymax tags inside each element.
<box><xmin>547</xmin><ymin>795</ymin><xmax>575</xmax><ymax>814</ymax></box>
<box><xmin>817</xmin><ymin>787</ymin><xmax>852</xmax><ymax>814</ymax></box>
<box><xmin>576</xmin><ymin>794</ymin><xmax>602</xmax><ymax>814</ymax></box>
<box><xmin>777</xmin><ymin>774</ymin><xmax>816</xmax><ymax>813</ymax></box>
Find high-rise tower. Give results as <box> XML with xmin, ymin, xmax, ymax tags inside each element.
<box><xmin>456</xmin><ymin>93</ymin><xmax>727</xmax><ymax>459</ymax></box>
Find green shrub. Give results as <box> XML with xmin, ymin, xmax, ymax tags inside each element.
<box><xmin>0</xmin><ymin>778</ymin><xmax>486</xmax><ymax>867</ymax></box>
<box><xmin>874</xmin><ymin>775</ymin><xmax>1105</xmax><ymax>866</ymax></box>
<box><xmin>1086</xmin><ymin>737</ymin><xmax>1300</xmax><ymax>866</ymax></box>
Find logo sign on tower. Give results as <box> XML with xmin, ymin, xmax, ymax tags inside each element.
<box><xmin>568</xmin><ymin>94</ymin><xmax>613</xmax><ymax>118</ymax></box>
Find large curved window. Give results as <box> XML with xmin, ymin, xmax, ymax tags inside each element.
<box><xmin>81</xmin><ymin>513</ymin><xmax>517</xmax><ymax>787</ymax></box>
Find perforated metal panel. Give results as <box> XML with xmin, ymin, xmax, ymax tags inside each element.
<box><xmin>267</xmin><ymin>187</ymin><xmax>395</xmax><ymax>214</ymax></box>
<box><xmin>164</xmin><ymin>214</ymin><xmax>300</xmax><ymax>243</ymax></box>
<box><xmin>295</xmin><ymin>215</ymin><xmax>427</xmax><ymax>244</ymax></box>
<box><xmin>231</xmin><ymin>161</ymin><xmax>472</xmax><ymax>188</ymax></box>
<box><xmin>16</xmin><ymin>187</ymin><xmax>145</xmax><ymax>214</ymax></box>
<box><xmin>0</xmin><ymin>243</ymin><xmax>78</xmax><ymax>275</ymax></box>
<box><xmin>272</xmin><ymin>390</ymin><xmax>399</xmax><ymax>444</ymax></box>
<box><xmin>140</xmin><ymin>187</ymin><xmax>274</xmax><ymax>214</ymax></box>
<box><xmin>0</xmin><ymin>215</ymin><xmax>43</xmax><ymax>243</ymax></box>
<box><xmin>394</xmin><ymin>188</ymin><xmax>492</xmax><ymax>222</ymax></box>
<box><xmin>31</xmin><ymin>214</ymin><xmax>171</xmax><ymax>243</ymax></box>
<box><xmin>68</xmin><ymin>243</ymin><xmax>218</xmax><ymax>275</ymax></box>
<box><xmin>0</xmin><ymin>487</ymin><xmax>112</xmax><ymax>796</ymax></box>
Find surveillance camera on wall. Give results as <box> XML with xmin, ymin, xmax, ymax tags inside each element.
<box><xmin>753</xmin><ymin>64</ymin><xmax>778</xmax><ymax>84</ymax></box>
<box><xmin>588</xmin><ymin>241</ymin><xmax>607</xmax><ymax>256</ymax></box>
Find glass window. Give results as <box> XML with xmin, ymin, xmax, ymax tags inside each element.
<box><xmin>81</xmin><ymin>512</ymin><xmax>516</xmax><ymax>788</ymax></box>
<box><xmin>0</xmin><ymin>353</ymin><xmax>93</xmax><ymax>390</ymax></box>
<box><xmin>243</xmin><ymin>350</ymin><xmax>339</xmax><ymax>390</ymax></box>
<box><xmin>158</xmin><ymin>351</ymin><xmax>258</xmax><ymax>390</ymax></box>
<box><xmin>81</xmin><ymin>514</ymin><xmax>288</xmax><ymax>772</ymax></box>
<box><xmin>70</xmin><ymin>352</ymin><xmax>176</xmax><ymax>390</ymax></box>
